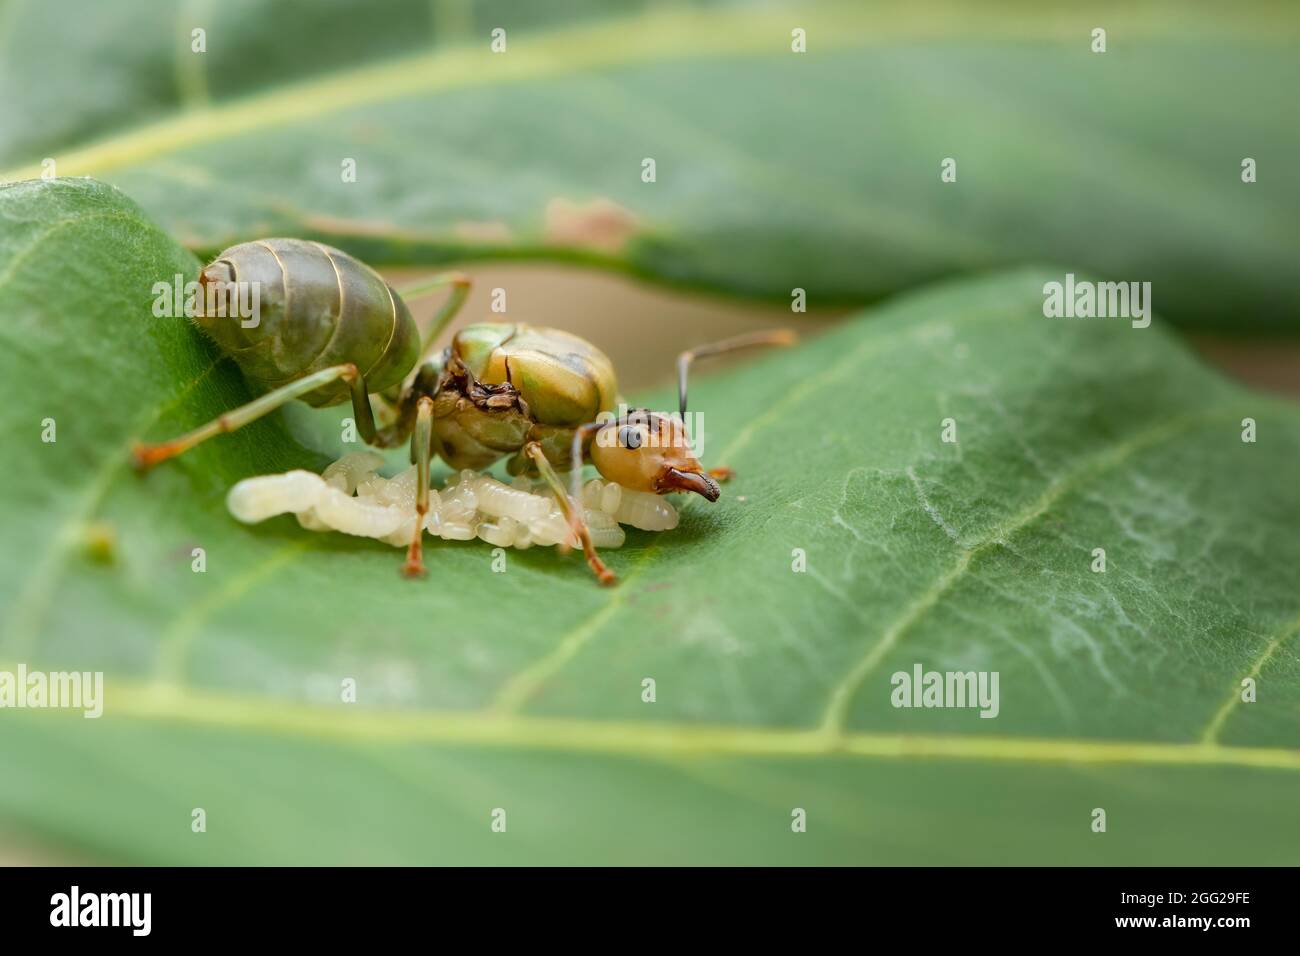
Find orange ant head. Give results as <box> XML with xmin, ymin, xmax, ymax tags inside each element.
<box><xmin>589</xmin><ymin>410</ymin><xmax>719</xmax><ymax>501</ymax></box>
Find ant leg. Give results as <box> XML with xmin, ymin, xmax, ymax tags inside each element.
<box><xmin>395</xmin><ymin>272</ymin><xmax>472</xmax><ymax>362</ymax></box>
<box><xmin>675</xmin><ymin>329</ymin><xmax>798</xmax><ymax>476</ymax></box>
<box><xmin>526</xmin><ymin>441</ymin><xmax>616</xmax><ymax>587</ymax></box>
<box><xmin>368</xmin><ymin>359</ymin><xmax>444</xmax><ymax>450</ymax></box>
<box><xmin>401</xmin><ymin>396</ymin><xmax>436</xmax><ymax>578</ymax></box>
<box><xmin>133</xmin><ymin>363</ymin><xmax>365</xmax><ymax>471</ymax></box>
<box><xmin>566</xmin><ymin>421</ymin><xmax>606</xmax><ymax>531</ymax></box>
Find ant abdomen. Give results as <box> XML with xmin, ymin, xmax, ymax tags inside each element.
<box><xmin>194</xmin><ymin>238</ymin><xmax>420</xmax><ymax>407</ymax></box>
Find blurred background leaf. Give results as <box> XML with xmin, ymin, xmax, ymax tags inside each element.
<box><xmin>1</xmin><ymin>0</ymin><xmax>1297</xmax><ymax>331</ymax></box>
<box><xmin>2</xmin><ymin>179</ymin><xmax>1298</xmax><ymax>863</ymax></box>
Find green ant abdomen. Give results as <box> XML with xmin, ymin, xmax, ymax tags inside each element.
<box><xmin>194</xmin><ymin>238</ymin><xmax>419</xmax><ymax>406</ymax></box>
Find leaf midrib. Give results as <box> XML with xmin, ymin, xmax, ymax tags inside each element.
<box><xmin>22</xmin><ymin>673</ymin><xmax>1300</xmax><ymax>773</ymax></box>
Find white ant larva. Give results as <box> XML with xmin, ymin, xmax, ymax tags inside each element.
<box><xmin>227</xmin><ymin>455</ymin><xmax>676</xmax><ymax>555</ymax></box>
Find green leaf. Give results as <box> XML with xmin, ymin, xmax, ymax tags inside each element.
<box><xmin>0</xmin><ymin>0</ymin><xmax>657</xmax><ymax>167</ymax></box>
<box><xmin>2</xmin><ymin>1</ymin><xmax>1297</xmax><ymax>331</ymax></box>
<box><xmin>2</xmin><ymin>178</ymin><xmax>1299</xmax><ymax>864</ymax></box>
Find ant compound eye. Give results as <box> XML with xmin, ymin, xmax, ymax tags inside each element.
<box><xmin>619</xmin><ymin>425</ymin><xmax>643</xmax><ymax>450</ymax></box>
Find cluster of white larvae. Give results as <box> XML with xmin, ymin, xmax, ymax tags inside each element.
<box><xmin>225</xmin><ymin>451</ymin><xmax>679</xmax><ymax>550</ymax></box>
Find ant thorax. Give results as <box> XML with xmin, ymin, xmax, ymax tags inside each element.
<box><xmin>428</xmin><ymin>354</ymin><xmax>538</xmax><ymax>472</ymax></box>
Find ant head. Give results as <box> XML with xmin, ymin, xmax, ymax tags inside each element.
<box><xmin>589</xmin><ymin>409</ymin><xmax>719</xmax><ymax>502</ymax></box>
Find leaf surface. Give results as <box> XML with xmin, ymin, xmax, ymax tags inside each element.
<box><xmin>1</xmin><ymin>179</ymin><xmax>1298</xmax><ymax>863</ymax></box>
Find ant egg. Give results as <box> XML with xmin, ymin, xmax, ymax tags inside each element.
<box><xmin>441</xmin><ymin>480</ymin><xmax>478</xmax><ymax>511</ymax></box>
<box><xmin>588</xmin><ymin>524</ymin><xmax>626</xmax><ymax>548</ymax></box>
<box><xmin>439</xmin><ymin>522</ymin><xmax>477</xmax><ymax>541</ymax></box>
<box><xmin>528</xmin><ymin>510</ymin><xmax>572</xmax><ymax>547</ymax></box>
<box><xmin>476</xmin><ymin>520</ymin><xmax>514</xmax><ymax>547</ymax></box>
<box><xmin>581</xmin><ymin>478</ymin><xmax>603</xmax><ymax>508</ymax></box>
<box><xmin>613</xmin><ymin>489</ymin><xmax>678</xmax><ymax>531</ymax></box>
<box><xmin>376</xmin><ymin>466</ymin><xmax>419</xmax><ymax>506</ymax></box>
<box><xmin>322</xmin><ymin>451</ymin><xmax>385</xmax><ymax>493</ymax></box>
<box><xmin>441</xmin><ymin>498</ymin><xmax>476</xmax><ymax>524</ymax></box>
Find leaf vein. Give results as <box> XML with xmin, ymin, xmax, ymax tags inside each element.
<box><xmin>819</xmin><ymin>407</ymin><xmax>1243</xmax><ymax>734</ymax></box>
<box><xmin>1201</xmin><ymin>612</ymin><xmax>1300</xmax><ymax>743</ymax></box>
